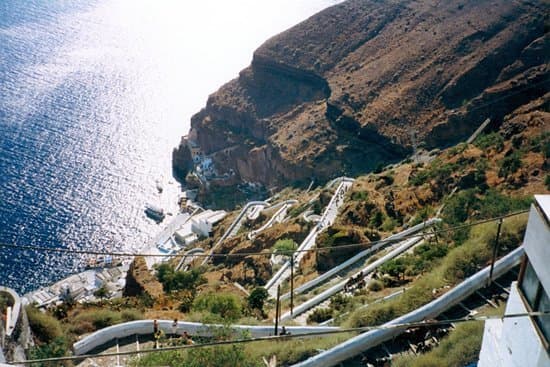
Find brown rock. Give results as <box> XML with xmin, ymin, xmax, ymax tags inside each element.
<box><xmin>173</xmin><ymin>0</ymin><xmax>549</xmax><ymax>188</ymax></box>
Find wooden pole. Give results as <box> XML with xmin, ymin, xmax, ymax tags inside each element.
<box><xmin>290</xmin><ymin>254</ymin><xmax>295</xmax><ymax>316</ymax></box>
<box><xmin>488</xmin><ymin>219</ymin><xmax>503</xmax><ymax>286</ymax></box>
<box><xmin>274</xmin><ymin>284</ymin><xmax>281</xmax><ymax>336</ymax></box>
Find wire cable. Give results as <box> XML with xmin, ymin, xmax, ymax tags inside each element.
<box><xmin>0</xmin><ymin>209</ymin><xmax>529</xmax><ymax>259</ymax></box>
<box><xmin>9</xmin><ymin>311</ymin><xmax>549</xmax><ymax>365</ymax></box>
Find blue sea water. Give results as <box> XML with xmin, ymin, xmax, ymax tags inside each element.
<box><xmin>0</xmin><ymin>0</ymin><xmax>340</xmax><ymax>293</ymax></box>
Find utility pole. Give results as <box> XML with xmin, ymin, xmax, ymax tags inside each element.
<box><xmin>274</xmin><ymin>284</ymin><xmax>281</xmax><ymax>336</ymax></box>
<box><xmin>290</xmin><ymin>253</ymin><xmax>294</xmax><ymax>316</ymax></box>
<box><xmin>488</xmin><ymin>218</ymin><xmax>503</xmax><ymax>286</ymax></box>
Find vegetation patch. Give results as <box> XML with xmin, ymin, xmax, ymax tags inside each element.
<box><xmin>156</xmin><ymin>264</ymin><xmax>207</xmax><ymax>293</ymax></box>
<box><xmin>392</xmin><ymin>320</ymin><xmax>484</xmax><ymax>367</ymax></box>
<box><xmin>315</xmin><ymin>225</ymin><xmax>369</xmax><ymax>271</ymax></box>
<box><xmin>345</xmin><ymin>215</ymin><xmax>526</xmax><ymax>328</ymax></box>
<box><xmin>26</xmin><ymin>305</ymin><xmax>64</xmax><ymax>344</ymax></box>
<box><xmin>192</xmin><ymin>292</ymin><xmax>243</xmax><ymax>321</ymax></box>
<box><xmin>473</xmin><ymin>132</ymin><xmax>504</xmax><ymax>151</ymax></box>
<box><xmin>70</xmin><ymin>308</ymin><xmax>143</xmax><ymax>335</ymax></box>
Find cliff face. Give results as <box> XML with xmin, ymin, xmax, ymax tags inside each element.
<box><xmin>173</xmin><ymin>0</ymin><xmax>549</xmax><ymax>187</ymax></box>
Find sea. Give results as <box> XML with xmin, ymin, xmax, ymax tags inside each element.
<box><xmin>0</xmin><ymin>0</ymin><xmax>341</xmax><ymax>294</ymax></box>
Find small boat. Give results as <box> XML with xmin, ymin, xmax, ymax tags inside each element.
<box><xmin>145</xmin><ymin>204</ymin><xmax>165</xmax><ymax>221</ymax></box>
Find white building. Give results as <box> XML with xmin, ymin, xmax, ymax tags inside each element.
<box><xmin>190</xmin><ymin>209</ymin><xmax>227</xmax><ymax>237</ymax></box>
<box><xmin>478</xmin><ymin>195</ymin><xmax>550</xmax><ymax>367</ymax></box>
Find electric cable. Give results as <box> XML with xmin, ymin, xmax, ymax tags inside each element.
<box><xmin>0</xmin><ymin>210</ymin><xmax>529</xmax><ymax>259</ymax></box>
<box><xmin>9</xmin><ymin>311</ymin><xmax>549</xmax><ymax>365</ymax></box>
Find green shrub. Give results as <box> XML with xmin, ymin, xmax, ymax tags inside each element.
<box><xmin>193</xmin><ymin>293</ymin><xmax>243</xmax><ymax>321</ymax></box>
<box><xmin>350</xmin><ymin>190</ymin><xmax>369</xmax><ymax>201</ymax></box>
<box><xmin>409</xmin><ymin>206</ymin><xmax>434</xmax><ymax>226</ymax></box>
<box><xmin>307</xmin><ymin>308</ymin><xmax>333</xmax><ymax>323</ymax></box>
<box><xmin>392</xmin><ymin>320</ymin><xmax>484</xmax><ymax>367</ymax></box>
<box><xmin>474</xmin><ymin>132</ymin><xmax>504</xmax><ymax>151</ymax></box>
<box><xmin>247</xmin><ymin>287</ymin><xmax>268</xmax><ymax>311</ymax></box>
<box><xmin>26</xmin><ymin>306</ymin><xmax>63</xmax><ymax>344</ymax></box>
<box><xmin>367</xmin><ymin>279</ymin><xmax>384</xmax><ymax>292</ymax></box>
<box><xmin>178</xmin><ymin>290</ymin><xmax>195</xmax><ymax>313</ymax></box>
<box><xmin>288</xmin><ymin>203</ymin><xmax>308</xmax><ymax>218</ymax></box>
<box><xmin>273</xmin><ymin>238</ymin><xmax>297</xmax><ymax>257</ymax></box>
<box><xmin>121</xmin><ymin>309</ymin><xmax>143</xmax><ymax>322</ymax></box>
<box><xmin>545</xmin><ymin>174</ymin><xmax>550</xmax><ymax>190</ymax></box>
<box><xmin>131</xmin><ymin>331</ymin><xmax>258</xmax><ymax>367</ymax></box>
<box><xmin>156</xmin><ymin>264</ymin><xmax>206</xmax><ymax>293</ymax></box>
<box><xmin>369</xmin><ymin>210</ymin><xmax>384</xmax><ymax>228</ymax></box>
<box><xmin>28</xmin><ymin>336</ymin><xmax>69</xmax><ymax>367</ymax></box>
<box><xmin>498</xmin><ymin>151</ymin><xmax>522</xmax><ymax>177</ymax></box>
<box><xmin>72</xmin><ymin>308</ymin><xmax>143</xmax><ymax>334</ymax></box>
<box><xmin>381</xmin><ymin>217</ymin><xmax>398</xmax><ymax>232</ymax></box>
<box><xmin>409</xmin><ymin>159</ymin><xmax>458</xmax><ymax>186</ymax></box>
<box><xmin>379</xmin><ymin>258</ymin><xmax>407</xmax><ymax>280</ymax></box>
<box><xmin>442</xmin><ymin>189</ymin><xmax>531</xmax><ymax>226</ymax></box>
<box><xmin>184</xmin><ymin>344</ymin><xmax>257</xmax><ymax>367</ymax></box>
<box><xmin>346</xmin><ymin>216</ymin><xmax>527</xmax><ymax>328</ymax></box>
<box><xmin>330</xmin><ymin>294</ymin><xmax>352</xmax><ymax>312</ymax></box>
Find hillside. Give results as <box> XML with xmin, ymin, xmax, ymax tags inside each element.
<box><xmin>24</xmin><ymin>106</ymin><xmax>548</xmax><ymax>366</ymax></box>
<box><xmin>173</xmin><ymin>0</ymin><xmax>548</xmax><ymax>192</ymax></box>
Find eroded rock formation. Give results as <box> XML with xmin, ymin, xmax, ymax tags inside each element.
<box><xmin>173</xmin><ymin>0</ymin><xmax>549</xmax><ymax>188</ymax></box>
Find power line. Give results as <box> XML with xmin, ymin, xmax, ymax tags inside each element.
<box><xmin>9</xmin><ymin>311</ymin><xmax>549</xmax><ymax>365</ymax></box>
<box><xmin>0</xmin><ymin>210</ymin><xmax>529</xmax><ymax>259</ymax></box>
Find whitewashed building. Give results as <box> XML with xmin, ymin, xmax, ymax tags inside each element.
<box><xmin>478</xmin><ymin>195</ymin><xmax>550</xmax><ymax>367</ymax></box>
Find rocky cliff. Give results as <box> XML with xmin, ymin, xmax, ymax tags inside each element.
<box><xmin>173</xmin><ymin>0</ymin><xmax>549</xmax><ymax>188</ymax></box>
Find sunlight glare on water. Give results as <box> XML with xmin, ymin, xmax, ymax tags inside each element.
<box><xmin>0</xmin><ymin>0</ymin><xmax>341</xmax><ymax>293</ymax></box>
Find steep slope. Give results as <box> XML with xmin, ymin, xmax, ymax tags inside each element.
<box><xmin>173</xmin><ymin>0</ymin><xmax>549</xmax><ymax>189</ymax></box>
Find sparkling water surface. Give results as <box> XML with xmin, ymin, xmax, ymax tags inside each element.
<box><xmin>0</xmin><ymin>0</ymin><xmax>340</xmax><ymax>293</ymax></box>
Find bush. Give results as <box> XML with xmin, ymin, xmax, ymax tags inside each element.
<box><xmin>247</xmin><ymin>287</ymin><xmax>268</xmax><ymax>311</ymax></box>
<box><xmin>72</xmin><ymin>308</ymin><xmax>143</xmax><ymax>334</ymax></box>
<box><xmin>28</xmin><ymin>336</ymin><xmax>69</xmax><ymax>367</ymax></box>
<box><xmin>185</xmin><ymin>344</ymin><xmax>257</xmax><ymax>367</ymax></box>
<box><xmin>273</xmin><ymin>238</ymin><xmax>297</xmax><ymax>257</ymax></box>
<box><xmin>442</xmin><ymin>189</ymin><xmax>531</xmax><ymax>226</ymax></box>
<box><xmin>409</xmin><ymin>159</ymin><xmax>458</xmax><ymax>186</ymax></box>
<box><xmin>26</xmin><ymin>306</ymin><xmax>64</xmax><ymax>344</ymax></box>
<box><xmin>545</xmin><ymin>174</ymin><xmax>550</xmax><ymax>190</ymax></box>
<box><xmin>131</xmin><ymin>330</ymin><xmax>258</xmax><ymax>367</ymax></box>
<box><xmin>156</xmin><ymin>264</ymin><xmax>206</xmax><ymax>293</ymax></box>
<box><xmin>193</xmin><ymin>293</ymin><xmax>243</xmax><ymax>321</ymax></box>
<box><xmin>350</xmin><ymin>190</ymin><xmax>369</xmax><ymax>201</ymax></box>
<box><xmin>346</xmin><ymin>216</ymin><xmax>527</xmax><ymax>328</ymax></box>
<box><xmin>369</xmin><ymin>210</ymin><xmax>384</xmax><ymax>228</ymax></box>
<box><xmin>473</xmin><ymin>132</ymin><xmax>504</xmax><ymax>151</ymax></box>
<box><xmin>498</xmin><ymin>151</ymin><xmax>522</xmax><ymax>177</ymax></box>
<box><xmin>178</xmin><ymin>290</ymin><xmax>195</xmax><ymax>313</ymax></box>
<box><xmin>367</xmin><ymin>280</ymin><xmax>384</xmax><ymax>292</ymax></box>
<box><xmin>307</xmin><ymin>308</ymin><xmax>333</xmax><ymax>323</ymax></box>
<box><xmin>381</xmin><ymin>217</ymin><xmax>398</xmax><ymax>232</ymax></box>
<box><xmin>330</xmin><ymin>294</ymin><xmax>351</xmax><ymax>312</ymax></box>
<box><xmin>380</xmin><ymin>259</ymin><xmax>406</xmax><ymax>281</ymax></box>
<box><xmin>392</xmin><ymin>321</ymin><xmax>484</xmax><ymax>367</ymax></box>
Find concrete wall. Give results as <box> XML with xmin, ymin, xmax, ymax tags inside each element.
<box><xmin>523</xmin><ymin>199</ymin><xmax>550</xmax><ymax>294</ymax></box>
<box><xmin>479</xmin><ymin>283</ymin><xmax>550</xmax><ymax>367</ymax></box>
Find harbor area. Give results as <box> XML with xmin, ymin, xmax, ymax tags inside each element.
<box><xmin>23</xmin><ymin>206</ymin><xmax>226</xmax><ymax>308</ymax></box>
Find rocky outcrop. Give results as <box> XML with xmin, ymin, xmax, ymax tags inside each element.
<box><xmin>123</xmin><ymin>257</ymin><xmax>163</xmax><ymax>299</ymax></box>
<box><xmin>173</xmin><ymin>0</ymin><xmax>549</xmax><ymax>188</ymax></box>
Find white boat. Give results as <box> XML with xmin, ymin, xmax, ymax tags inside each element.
<box><xmin>145</xmin><ymin>204</ymin><xmax>165</xmax><ymax>221</ymax></box>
